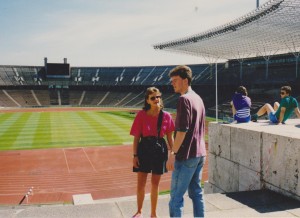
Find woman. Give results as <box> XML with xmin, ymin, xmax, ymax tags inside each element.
<box><xmin>130</xmin><ymin>87</ymin><xmax>174</xmax><ymax>218</ymax></box>
<box><xmin>230</xmin><ymin>86</ymin><xmax>252</xmax><ymax>123</ymax></box>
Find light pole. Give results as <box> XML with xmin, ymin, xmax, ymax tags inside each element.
<box><xmin>257</xmin><ymin>0</ymin><xmax>259</xmax><ymax>8</ymax></box>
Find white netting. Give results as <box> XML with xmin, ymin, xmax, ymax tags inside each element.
<box><xmin>154</xmin><ymin>0</ymin><xmax>300</xmax><ymax>61</ymax></box>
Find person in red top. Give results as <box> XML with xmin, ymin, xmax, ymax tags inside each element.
<box><xmin>130</xmin><ymin>87</ymin><xmax>175</xmax><ymax>218</ymax></box>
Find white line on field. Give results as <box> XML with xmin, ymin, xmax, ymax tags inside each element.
<box><xmin>82</xmin><ymin>147</ymin><xmax>97</xmax><ymax>172</ymax></box>
<box><xmin>63</xmin><ymin>148</ymin><xmax>70</xmax><ymax>173</ymax></box>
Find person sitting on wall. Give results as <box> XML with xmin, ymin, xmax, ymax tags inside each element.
<box><xmin>230</xmin><ymin>86</ymin><xmax>251</xmax><ymax>123</ymax></box>
<box><xmin>251</xmin><ymin>86</ymin><xmax>300</xmax><ymax>124</ymax></box>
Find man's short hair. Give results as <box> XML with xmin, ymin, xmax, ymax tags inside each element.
<box><xmin>169</xmin><ymin>65</ymin><xmax>192</xmax><ymax>85</ymax></box>
<box><xmin>281</xmin><ymin>86</ymin><xmax>292</xmax><ymax>95</ymax></box>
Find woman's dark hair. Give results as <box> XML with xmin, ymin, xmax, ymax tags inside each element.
<box><xmin>143</xmin><ymin>87</ymin><xmax>164</xmax><ymax>111</ymax></box>
<box><xmin>236</xmin><ymin>86</ymin><xmax>248</xmax><ymax>96</ymax></box>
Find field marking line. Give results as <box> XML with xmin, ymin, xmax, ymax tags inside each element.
<box><xmin>122</xmin><ymin>142</ymin><xmax>132</xmax><ymax>145</ymax></box>
<box><xmin>82</xmin><ymin>147</ymin><xmax>97</xmax><ymax>172</ymax></box>
<box><xmin>63</xmin><ymin>148</ymin><xmax>70</xmax><ymax>173</ymax></box>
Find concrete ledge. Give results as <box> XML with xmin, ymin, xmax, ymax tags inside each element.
<box><xmin>204</xmin><ymin>181</ymin><xmax>224</xmax><ymax>194</ymax></box>
<box><xmin>73</xmin><ymin>194</ymin><xmax>94</xmax><ymax>205</ymax></box>
<box><xmin>208</xmin><ymin>153</ymin><xmax>239</xmax><ymax>192</ymax></box>
<box><xmin>208</xmin><ymin>119</ymin><xmax>300</xmax><ymax>200</ymax></box>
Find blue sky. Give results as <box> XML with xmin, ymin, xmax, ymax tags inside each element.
<box><xmin>0</xmin><ymin>0</ymin><xmax>268</xmax><ymax>67</ymax></box>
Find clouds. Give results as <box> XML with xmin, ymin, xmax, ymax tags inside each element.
<box><xmin>0</xmin><ymin>0</ymin><xmax>269</xmax><ymax>66</ymax></box>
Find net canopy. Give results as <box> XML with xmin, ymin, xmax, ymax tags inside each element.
<box><xmin>153</xmin><ymin>0</ymin><xmax>300</xmax><ymax>61</ymax></box>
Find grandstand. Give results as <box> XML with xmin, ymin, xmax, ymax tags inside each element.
<box><xmin>0</xmin><ymin>61</ymin><xmax>215</xmax><ymax>109</ymax></box>
<box><xmin>1</xmin><ymin>53</ymin><xmax>299</xmax><ymax>118</ymax></box>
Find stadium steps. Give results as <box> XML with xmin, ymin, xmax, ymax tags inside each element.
<box><xmin>49</xmin><ymin>89</ymin><xmax>59</xmax><ymax>105</ymax></box>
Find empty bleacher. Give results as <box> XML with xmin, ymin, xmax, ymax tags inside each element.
<box><xmin>80</xmin><ymin>90</ymin><xmax>107</xmax><ymax>106</ymax></box>
<box><xmin>0</xmin><ymin>53</ymin><xmax>299</xmax><ymax>109</ymax></box>
<box><xmin>100</xmin><ymin>91</ymin><xmax>132</xmax><ymax>106</ymax></box>
<box><xmin>0</xmin><ymin>90</ymin><xmax>19</xmax><ymax>107</ymax></box>
<box><xmin>6</xmin><ymin>90</ymin><xmax>39</xmax><ymax>107</ymax></box>
<box><xmin>33</xmin><ymin>90</ymin><xmax>50</xmax><ymax>106</ymax></box>
<box><xmin>49</xmin><ymin>88</ymin><xmax>59</xmax><ymax>105</ymax></box>
<box><xmin>122</xmin><ymin>91</ymin><xmax>144</xmax><ymax>107</ymax></box>
<box><xmin>69</xmin><ymin>90</ymin><xmax>84</xmax><ymax>106</ymax></box>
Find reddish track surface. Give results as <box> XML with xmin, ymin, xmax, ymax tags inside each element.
<box><xmin>0</xmin><ymin>107</ymin><xmax>208</xmax><ymax>205</ymax></box>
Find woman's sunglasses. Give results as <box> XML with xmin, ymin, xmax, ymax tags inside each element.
<box><xmin>280</xmin><ymin>92</ymin><xmax>286</xmax><ymax>95</ymax></box>
<box><xmin>150</xmin><ymin>96</ymin><xmax>161</xmax><ymax>101</ymax></box>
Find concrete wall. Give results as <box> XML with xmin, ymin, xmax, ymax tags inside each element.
<box><xmin>205</xmin><ymin>119</ymin><xmax>300</xmax><ymax>201</ymax></box>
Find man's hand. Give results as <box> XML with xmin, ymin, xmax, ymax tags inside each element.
<box><xmin>294</xmin><ymin>107</ymin><xmax>300</xmax><ymax>118</ymax></box>
<box><xmin>167</xmin><ymin>154</ymin><xmax>175</xmax><ymax>171</ymax></box>
<box><xmin>278</xmin><ymin>107</ymin><xmax>286</xmax><ymax>124</ymax></box>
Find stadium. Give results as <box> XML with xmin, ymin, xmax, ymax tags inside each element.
<box><xmin>1</xmin><ymin>0</ymin><xmax>300</xmax><ymax>217</ymax></box>
<box><xmin>0</xmin><ymin>52</ymin><xmax>299</xmax><ymax>204</ymax></box>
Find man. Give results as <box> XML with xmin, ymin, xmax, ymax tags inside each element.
<box><xmin>167</xmin><ymin>65</ymin><xmax>206</xmax><ymax>217</ymax></box>
<box><xmin>251</xmin><ymin>86</ymin><xmax>300</xmax><ymax>124</ymax></box>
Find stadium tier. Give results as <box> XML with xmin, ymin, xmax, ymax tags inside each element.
<box><xmin>0</xmin><ymin>53</ymin><xmax>299</xmax><ymax>116</ymax></box>
<box><xmin>0</xmin><ymin>64</ymin><xmax>215</xmax><ymax>87</ymax></box>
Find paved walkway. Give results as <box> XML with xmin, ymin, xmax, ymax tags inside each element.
<box><xmin>0</xmin><ymin>190</ymin><xmax>299</xmax><ymax>217</ymax></box>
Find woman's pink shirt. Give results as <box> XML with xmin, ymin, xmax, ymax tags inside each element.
<box><xmin>130</xmin><ymin>110</ymin><xmax>175</xmax><ymax>138</ymax></box>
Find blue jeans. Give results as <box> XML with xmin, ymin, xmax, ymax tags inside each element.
<box><xmin>169</xmin><ymin>156</ymin><xmax>206</xmax><ymax>217</ymax></box>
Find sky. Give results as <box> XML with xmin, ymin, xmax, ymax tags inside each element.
<box><xmin>0</xmin><ymin>0</ymin><xmax>268</xmax><ymax>67</ymax></box>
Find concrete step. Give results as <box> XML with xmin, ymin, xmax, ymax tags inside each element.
<box><xmin>0</xmin><ymin>190</ymin><xmax>299</xmax><ymax>217</ymax></box>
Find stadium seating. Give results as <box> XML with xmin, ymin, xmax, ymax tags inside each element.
<box><xmin>0</xmin><ymin>53</ymin><xmax>299</xmax><ymax>111</ymax></box>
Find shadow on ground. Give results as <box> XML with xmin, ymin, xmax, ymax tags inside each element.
<box><xmin>225</xmin><ymin>189</ymin><xmax>300</xmax><ymax>214</ymax></box>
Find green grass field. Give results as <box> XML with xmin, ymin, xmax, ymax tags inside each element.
<box><xmin>0</xmin><ymin>110</ymin><xmax>135</xmax><ymax>151</ymax></box>
<box><xmin>0</xmin><ymin>109</ymin><xmax>213</xmax><ymax>151</ymax></box>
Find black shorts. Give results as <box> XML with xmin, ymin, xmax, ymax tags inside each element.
<box><xmin>133</xmin><ymin>137</ymin><xmax>168</xmax><ymax>175</ymax></box>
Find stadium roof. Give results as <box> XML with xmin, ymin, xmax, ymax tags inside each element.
<box><xmin>153</xmin><ymin>0</ymin><xmax>300</xmax><ymax>61</ymax></box>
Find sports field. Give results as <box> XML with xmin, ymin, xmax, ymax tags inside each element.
<box><xmin>0</xmin><ymin>109</ymin><xmax>135</xmax><ymax>150</ymax></box>
<box><xmin>0</xmin><ymin>107</ymin><xmax>209</xmax><ymax>204</ymax></box>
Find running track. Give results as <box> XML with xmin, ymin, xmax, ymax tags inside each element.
<box><xmin>0</xmin><ymin>145</ymin><xmax>208</xmax><ymax>205</ymax></box>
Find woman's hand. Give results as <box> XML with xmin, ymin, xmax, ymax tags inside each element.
<box><xmin>133</xmin><ymin>156</ymin><xmax>139</xmax><ymax>168</ymax></box>
<box><xmin>132</xmin><ymin>136</ymin><xmax>140</xmax><ymax>168</ymax></box>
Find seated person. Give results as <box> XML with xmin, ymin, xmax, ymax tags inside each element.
<box><xmin>230</xmin><ymin>86</ymin><xmax>251</xmax><ymax>123</ymax></box>
<box><xmin>251</xmin><ymin>86</ymin><xmax>300</xmax><ymax>124</ymax></box>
